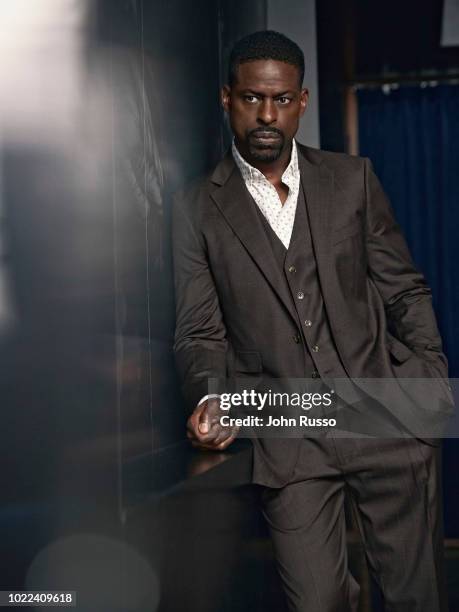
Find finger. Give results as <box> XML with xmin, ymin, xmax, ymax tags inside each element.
<box><xmin>187</xmin><ymin>410</ymin><xmax>200</xmax><ymax>429</ymax></box>
<box><xmin>191</xmin><ymin>439</ymin><xmax>231</xmax><ymax>451</ymax></box>
<box><xmin>190</xmin><ymin>427</ymin><xmax>229</xmax><ymax>449</ymax></box>
<box><xmin>198</xmin><ymin>406</ymin><xmax>211</xmax><ymax>434</ymax></box>
<box><xmin>195</xmin><ymin>421</ymin><xmax>224</xmax><ymax>443</ymax></box>
<box><xmin>187</xmin><ymin>406</ymin><xmax>208</xmax><ymax>436</ymax></box>
<box><xmin>212</xmin><ymin>425</ymin><xmax>235</xmax><ymax>446</ymax></box>
<box><xmin>214</xmin><ymin>425</ymin><xmax>240</xmax><ymax>448</ymax></box>
<box><xmin>216</xmin><ymin>432</ymin><xmax>238</xmax><ymax>450</ymax></box>
<box><xmin>190</xmin><ymin>439</ymin><xmax>220</xmax><ymax>451</ymax></box>
<box><xmin>188</xmin><ymin>413</ymin><xmax>216</xmax><ymax>438</ymax></box>
<box><xmin>189</xmin><ymin>414</ymin><xmax>221</xmax><ymax>442</ymax></box>
<box><xmin>198</xmin><ymin>409</ymin><xmax>222</xmax><ymax>432</ymax></box>
<box><xmin>191</xmin><ymin>427</ymin><xmax>238</xmax><ymax>451</ymax></box>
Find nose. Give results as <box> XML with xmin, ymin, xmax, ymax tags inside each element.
<box><xmin>257</xmin><ymin>98</ymin><xmax>277</xmax><ymax>125</ymax></box>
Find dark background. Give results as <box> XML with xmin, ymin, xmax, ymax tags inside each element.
<box><xmin>0</xmin><ymin>1</ymin><xmax>457</xmax><ymax>610</ymax></box>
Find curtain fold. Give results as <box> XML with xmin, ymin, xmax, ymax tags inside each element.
<box><xmin>358</xmin><ymin>84</ymin><xmax>459</xmax><ymax>376</ymax></box>
<box><xmin>358</xmin><ymin>84</ymin><xmax>459</xmax><ymax>537</ymax></box>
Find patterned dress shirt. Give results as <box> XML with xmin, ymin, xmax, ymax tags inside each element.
<box><xmin>231</xmin><ymin>138</ymin><xmax>300</xmax><ymax>249</ymax></box>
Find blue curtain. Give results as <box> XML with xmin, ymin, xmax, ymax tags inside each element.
<box><xmin>358</xmin><ymin>84</ymin><xmax>459</xmax><ymax>536</ymax></box>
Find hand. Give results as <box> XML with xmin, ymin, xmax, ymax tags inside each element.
<box><xmin>186</xmin><ymin>397</ymin><xmax>239</xmax><ymax>451</ymax></box>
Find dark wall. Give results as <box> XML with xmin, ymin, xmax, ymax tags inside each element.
<box><xmin>317</xmin><ymin>0</ymin><xmax>459</xmax><ymax>152</ymax></box>
<box><xmin>354</xmin><ymin>0</ymin><xmax>458</xmax><ymax>77</ymax></box>
<box><xmin>0</xmin><ymin>0</ymin><xmax>266</xmax><ymax>595</ymax></box>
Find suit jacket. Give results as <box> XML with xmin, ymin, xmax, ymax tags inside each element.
<box><xmin>172</xmin><ymin>143</ymin><xmax>454</xmax><ymax>487</ymax></box>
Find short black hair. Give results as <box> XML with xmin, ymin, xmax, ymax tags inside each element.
<box><xmin>228</xmin><ymin>30</ymin><xmax>305</xmax><ymax>87</ymax></box>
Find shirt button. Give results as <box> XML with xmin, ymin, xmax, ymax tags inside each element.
<box><xmin>293</xmin><ymin>334</ymin><xmax>300</xmax><ymax>343</ymax></box>
<box><xmin>297</xmin><ymin>291</ymin><xmax>304</xmax><ymax>300</ymax></box>
<box><xmin>311</xmin><ymin>371</ymin><xmax>319</xmax><ymax>378</ymax></box>
<box><xmin>288</xmin><ymin>265</ymin><xmax>296</xmax><ymax>273</ymax></box>
<box><xmin>312</xmin><ymin>345</ymin><xmax>320</xmax><ymax>352</ymax></box>
<box><xmin>304</xmin><ymin>319</ymin><xmax>312</xmax><ymax>327</ymax></box>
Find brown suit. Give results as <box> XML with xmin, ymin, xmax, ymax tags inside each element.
<box><xmin>172</xmin><ymin>143</ymin><xmax>453</xmax><ymax>610</ymax></box>
<box><xmin>173</xmin><ymin>143</ymin><xmax>453</xmax><ymax>482</ymax></box>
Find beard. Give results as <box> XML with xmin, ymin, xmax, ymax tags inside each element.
<box><xmin>246</xmin><ymin>127</ymin><xmax>285</xmax><ymax>162</ymax></box>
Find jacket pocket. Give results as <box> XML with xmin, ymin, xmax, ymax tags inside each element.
<box><xmin>422</xmin><ymin>359</ymin><xmax>455</xmax><ymax>408</ymax></box>
<box><xmin>387</xmin><ymin>337</ymin><xmax>413</xmax><ymax>363</ymax></box>
<box><xmin>234</xmin><ymin>350</ymin><xmax>263</xmax><ymax>374</ymax></box>
<box><xmin>332</xmin><ymin>220</ymin><xmax>361</xmax><ymax>245</ymax></box>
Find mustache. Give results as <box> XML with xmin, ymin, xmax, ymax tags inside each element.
<box><xmin>248</xmin><ymin>127</ymin><xmax>284</xmax><ymax>138</ymax></box>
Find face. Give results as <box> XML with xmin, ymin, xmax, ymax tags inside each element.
<box><xmin>222</xmin><ymin>59</ymin><xmax>308</xmax><ymax>165</ymax></box>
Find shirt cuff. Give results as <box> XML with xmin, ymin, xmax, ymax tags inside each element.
<box><xmin>197</xmin><ymin>394</ymin><xmax>221</xmax><ymax>408</ymax></box>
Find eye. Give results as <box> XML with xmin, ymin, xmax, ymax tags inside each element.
<box><xmin>277</xmin><ymin>97</ymin><xmax>292</xmax><ymax>105</ymax></box>
<box><xmin>244</xmin><ymin>95</ymin><xmax>259</xmax><ymax>104</ymax></box>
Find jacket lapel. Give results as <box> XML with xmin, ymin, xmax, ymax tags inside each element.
<box><xmin>209</xmin><ymin>146</ymin><xmax>343</xmax><ymax>329</ymax></box>
<box><xmin>210</xmin><ymin>153</ymin><xmax>298</xmax><ymax>323</ymax></box>
<box><xmin>297</xmin><ymin>149</ymin><xmax>343</xmax><ymax>329</ymax></box>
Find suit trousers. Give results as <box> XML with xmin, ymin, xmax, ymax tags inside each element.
<box><xmin>260</xmin><ymin>435</ymin><xmax>448</xmax><ymax>612</ymax></box>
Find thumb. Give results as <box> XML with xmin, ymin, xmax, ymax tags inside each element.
<box><xmin>198</xmin><ymin>405</ymin><xmax>210</xmax><ymax>434</ymax></box>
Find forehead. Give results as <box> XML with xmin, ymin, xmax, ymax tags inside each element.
<box><xmin>233</xmin><ymin>59</ymin><xmax>301</xmax><ymax>90</ymax></box>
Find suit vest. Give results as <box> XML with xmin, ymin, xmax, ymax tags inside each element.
<box><xmin>254</xmin><ymin>179</ymin><xmax>348</xmax><ymax>380</ymax></box>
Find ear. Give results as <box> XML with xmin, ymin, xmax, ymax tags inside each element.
<box><xmin>221</xmin><ymin>85</ymin><xmax>231</xmax><ymax>113</ymax></box>
<box><xmin>299</xmin><ymin>88</ymin><xmax>309</xmax><ymax>117</ymax></box>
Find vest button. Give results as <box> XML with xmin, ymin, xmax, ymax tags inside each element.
<box><xmin>312</xmin><ymin>345</ymin><xmax>320</xmax><ymax>352</ymax></box>
<box><xmin>293</xmin><ymin>334</ymin><xmax>300</xmax><ymax>343</ymax></box>
<box><xmin>288</xmin><ymin>265</ymin><xmax>296</xmax><ymax>273</ymax></box>
<box><xmin>311</xmin><ymin>370</ymin><xmax>319</xmax><ymax>378</ymax></box>
<box><xmin>304</xmin><ymin>319</ymin><xmax>312</xmax><ymax>327</ymax></box>
<box><xmin>297</xmin><ymin>291</ymin><xmax>305</xmax><ymax>300</ymax></box>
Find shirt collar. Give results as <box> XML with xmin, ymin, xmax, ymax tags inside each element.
<box><xmin>231</xmin><ymin>138</ymin><xmax>299</xmax><ymax>189</ymax></box>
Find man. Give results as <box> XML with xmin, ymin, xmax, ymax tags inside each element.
<box><xmin>172</xmin><ymin>31</ymin><xmax>453</xmax><ymax>611</ymax></box>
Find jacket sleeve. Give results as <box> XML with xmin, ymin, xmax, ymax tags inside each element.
<box><xmin>364</xmin><ymin>157</ymin><xmax>449</xmax><ymax>377</ymax></box>
<box><xmin>172</xmin><ymin>190</ymin><xmax>228</xmax><ymax>415</ymax></box>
